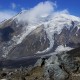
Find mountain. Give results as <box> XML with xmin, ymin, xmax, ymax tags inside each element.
<box><xmin>0</xmin><ymin>10</ymin><xmax>80</xmax><ymax>59</ymax></box>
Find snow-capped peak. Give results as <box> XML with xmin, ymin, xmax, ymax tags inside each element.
<box><xmin>12</xmin><ymin>10</ymin><xmax>80</xmax><ymax>54</ymax></box>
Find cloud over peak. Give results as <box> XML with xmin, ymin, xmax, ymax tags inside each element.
<box><xmin>0</xmin><ymin>1</ymin><xmax>79</xmax><ymax>23</ymax></box>
<box><xmin>0</xmin><ymin>10</ymin><xmax>17</xmax><ymax>22</ymax></box>
<box><xmin>16</xmin><ymin>1</ymin><xmax>57</xmax><ymax>24</ymax></box>
<box><xmin>28</xmin><ymin>1</ymin><xmax>56</xmax><ymax>19</ymax></box>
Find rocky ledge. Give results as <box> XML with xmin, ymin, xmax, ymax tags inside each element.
<box><xmin>0</xmin><ymin>47</ymin><xmax>80</xmax><ymax>80</ymax></box>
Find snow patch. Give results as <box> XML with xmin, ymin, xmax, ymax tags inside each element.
<box><xmin>55</xmin><ymin>45</ymin><xmax>73</xmax><ymax>53</ymax></box>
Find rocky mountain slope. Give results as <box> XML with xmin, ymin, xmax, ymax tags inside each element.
<box><xmin>0</xmin><ymin>10</ymin><xmax>80</xmax><ymax>59</ymax></box>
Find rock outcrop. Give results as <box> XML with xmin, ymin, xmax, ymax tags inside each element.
<box><xmin>0</xmin><ymin>47</ymin><xmax>80</xmax><ymax>80</ymax></box>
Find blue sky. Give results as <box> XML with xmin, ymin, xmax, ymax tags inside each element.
<box><xmin>0</xmin><ymin>0</ymin><xmax>80</xmax><ymax>22</ymax></box>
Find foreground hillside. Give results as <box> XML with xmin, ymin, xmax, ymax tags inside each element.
<box><xmin>0</xmin><ymin>47</ymin><xmax>80</xmax><ymax>80</ymax></box>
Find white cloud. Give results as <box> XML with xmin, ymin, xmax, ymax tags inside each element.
<box><xmin>11</xmin><ymin>3</ymin><xmax>16</xmax><ymax>9</ymax></box>
<box><xmin>0</xmin><ymin>1</ymin><xmax>79</xmax><ymax>24</ymax></box>
<box><xmin>0</xmin><ymin>11</ymin><xmax>17</xmax><ymax>22</ymax></box>
<box><xmin>0</xmin><ymin>1</ymin><xmax>69</xmax><ymax>23</ymax></box>
<box><xmin>28</xmin><ymin>1</ymin><xmax>55</xmax><ymax>20</ymax></box>
<box><xmin>16</xmin><ymin>1</ymin><xmax>57</xmax><ymax>24</ymax></box>
<box><xmin>16</xmin><ymin>1</ymin><xmax>77</xmax><ymax>26</ymax></box>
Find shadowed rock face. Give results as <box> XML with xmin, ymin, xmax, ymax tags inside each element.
<box><xmin>0</xmin><ymin>27</ymin><xmax>14</xmax><ymax>41</ymax></box>
<box><xmin>67</xmin><ymin>47</ymin><xmax>80</xmax><ymax>57</ymax></box>
<box><xmin>54</xmin><ymin>24</ymin><xmax>80</xmax><ymax>48</ymax></box>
